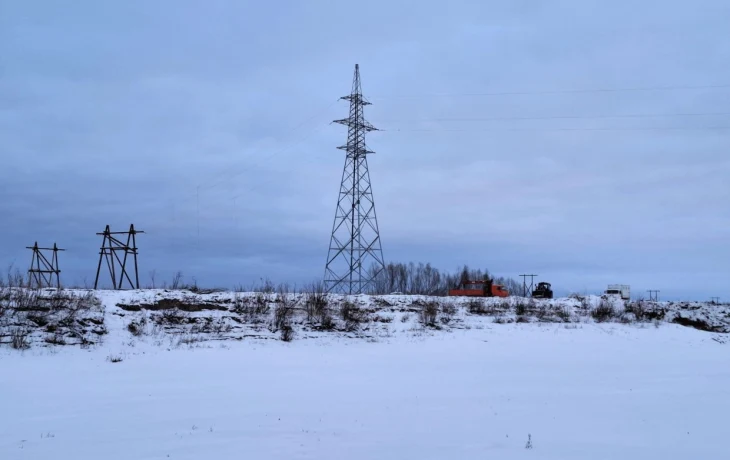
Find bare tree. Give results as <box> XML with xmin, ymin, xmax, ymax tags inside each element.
<box><xmin>365</xmin><ymin>261</ymin><xmax>520</xmax><ymax>297</ymax></box>
<box><xmin>171</xmin><ymin>271</ymin><xmax>183</xmax><ymax>290</ymax></box>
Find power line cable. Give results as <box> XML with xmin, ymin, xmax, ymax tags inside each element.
<box><xmin>371</xmin><ymin>83</ymin><xmax>730</xmax><ymax>99</ymax></box>
<box><xmin>376</xmin><ymin>111</ymin><xmax>730</xmax><ymax>123</ymax></box>
<box><xmin>383</xmin><ymin>126</ymin><xmax>730</xmax><ymax>133</ymax></box>
<box><xmin>68</xmin><ymin>84</ymin><xmax>730</xmax><ymax>240</ymax></box>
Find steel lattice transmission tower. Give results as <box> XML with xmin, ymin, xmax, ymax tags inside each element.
<box><xmin>324</xmin><ymin>64</ymin><xmax>385</xmax><ymax>294</ymax></box>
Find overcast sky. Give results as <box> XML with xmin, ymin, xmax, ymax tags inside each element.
<box><xmin>1</xmin><ymin>0</ymin><xmax>729</xmax><ymax>299</ymax></box>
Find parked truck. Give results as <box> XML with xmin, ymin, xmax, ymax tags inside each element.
<box><xmin>448</xmin><ymin>279</ymin><xmax>509</xmax><ymax>298</ymax></box>
<box><xmin>605</xmin><ymin>284</ymin><xmax>630</xmax><ymax>301</ymax></box>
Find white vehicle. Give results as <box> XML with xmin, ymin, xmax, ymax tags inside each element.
<box><xmin>605</xmin><ymin>284</ymin><xmax>630</xmax><ymax>301</ymax></box>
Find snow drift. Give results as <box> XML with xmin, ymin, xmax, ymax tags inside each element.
<box><xmin>1</xmin><ymin>288</ymin><xmax>729</xmax><ymax>350</ymax></box>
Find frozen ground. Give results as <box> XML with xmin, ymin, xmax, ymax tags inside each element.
<box><xmin>1</xmin><ymin>289</ymin><xmax>729</xmax><ymax>459</ymax></box>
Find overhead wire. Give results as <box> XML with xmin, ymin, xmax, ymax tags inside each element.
<box><xmin>136</xmin><ymin>82</ymin><xmax>730</xmax><ymax>243</ymax></box>
<box><xmin>375</xmin><ymin>111</ymin><xmax>730</xmax><ymax>123</ymax></box>
<box><xmin>10</xmin><ymin>81</ymin><xmax>730</xmax><ymax>274</ymax></box>
<box><xmin>136</xmin><ymin>82</ymin><xmax>730</xmax><ymax>214</ymax></box>
<box><xmin>382</xmin><ymin>126</ymin><xmax>730</xmax><ymax>133</ymax></box>
<box><xmin>224</xmin><ymin>116</ymin><xmax>730</xmax><ymax>225</ymax></box>
<box><xmin>369</xmin><ymin>83</ymin><xmax>730</xmax><ymax>99</ymax></box>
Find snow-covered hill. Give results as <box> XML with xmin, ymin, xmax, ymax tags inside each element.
<box><xmin>1</xmin><ymin>287</ymin><xmax>728</xmax><ymax>349</ymax></box>
<box><xmin>1</xmin><ymin>288</ymin><xmax>729</xmax><ymax>459</ymax></box>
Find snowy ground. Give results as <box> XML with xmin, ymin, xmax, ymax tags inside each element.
<box><xmin>1</xmin><ymin>289</ymin><xmax>729</xmax><ymax>459</ymax></box>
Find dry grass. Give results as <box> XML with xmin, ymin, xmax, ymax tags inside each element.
<box><xmin>231</xmin><ymin>293</ymin><xmax>270</xmax><ymax>322</ymax></box>
<box><xmin>304</xmin><ymin>281</ymin><xmax>329</xmax><ymax>323</ymax></box>
<box><xmin>10</xmin><ymin>327</ymin><xmax>30</xmax><ymax>350</ymax></box>
<box><xmin>280</xmin><ymin>324</ymin><xmax>294</xmax><ymax>341</ymax></box>
<box><xmin>1</xmin><ymin>283</ymin><xmax>104</xmax><ymax>349</ymax></box>
<box><xmin>466</xmin><ymin>298</ymin><xmax>488</xmax><ymax>315</ymax></box>
<box><xmin>592</xmin><ymin>300</ymin><xmax>617</xmax><ymax>322</ymax></box>
<box><xmin>421</xmin><ymin>301</ymin><xmax>440</xmax><ymax>327</ymax></box>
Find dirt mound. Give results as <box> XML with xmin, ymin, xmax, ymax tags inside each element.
<box><xmin>117</xmin><ymin>298</ymin><xmax>228</xmax><ymax>312</ymax></box>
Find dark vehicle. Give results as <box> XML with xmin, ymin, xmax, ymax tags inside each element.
<box><xmin>532</xmin><ymin>282</ymin><xmax>553</xmax><ymax>299</ymax></box>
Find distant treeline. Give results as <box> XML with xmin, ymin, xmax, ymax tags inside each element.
<box><xmin>367</xmin><ymin>262</ymin><xmax>523</xmax><ymax>296</ymax></box>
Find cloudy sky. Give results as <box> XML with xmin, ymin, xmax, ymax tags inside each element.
<box><xmin>1</xmin><ymin>0</ymin><xmax>729</xmax><ymax>299</ymax></box>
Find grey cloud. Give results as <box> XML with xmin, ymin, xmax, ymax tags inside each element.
<box><xmin>1</xmin><ymin>0</ymin><xmax>728</xmax><ymax>299</ymax></box>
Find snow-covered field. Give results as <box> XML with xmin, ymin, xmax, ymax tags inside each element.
<box><xmin>1</xmin><ymin>289</ymin><xmax>729</xmax><ymax>459</ymax></box>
